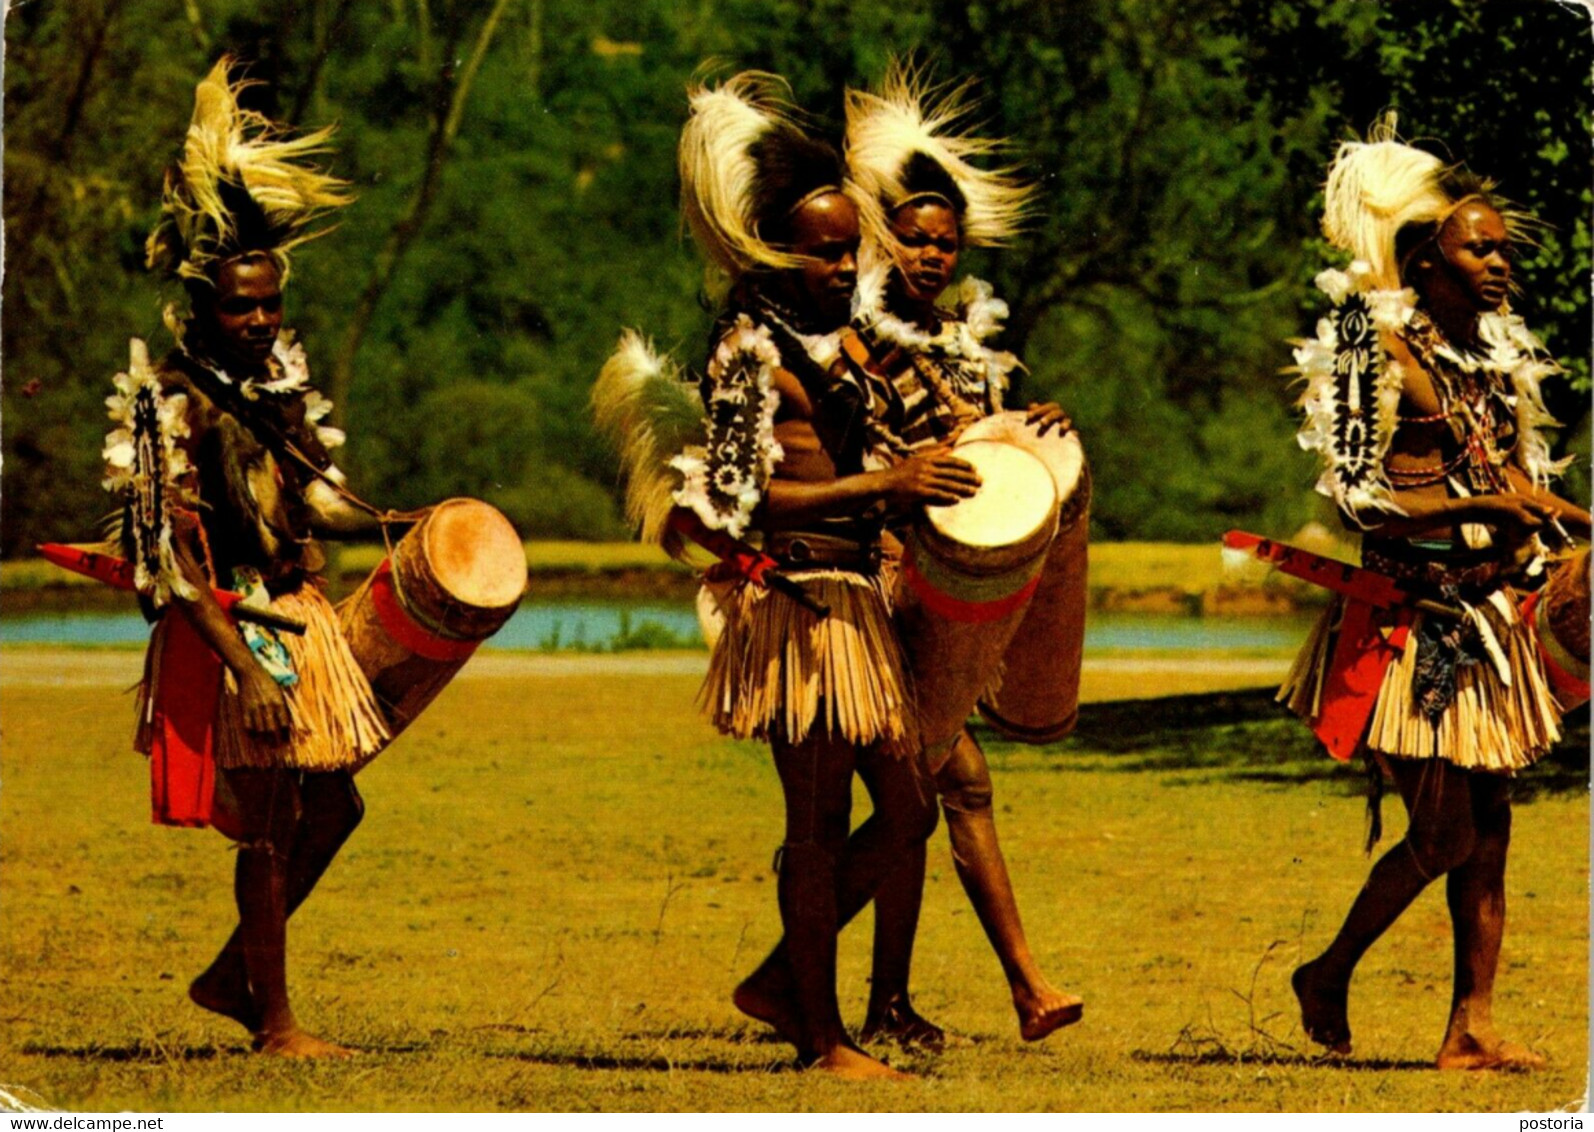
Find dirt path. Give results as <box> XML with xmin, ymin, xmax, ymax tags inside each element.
<box><xmin>0</xmin><ymin>645</ymin><xmax>1289</xmax><ymax>697</ymax></box>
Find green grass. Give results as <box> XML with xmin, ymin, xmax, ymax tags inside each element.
<box><xmin>0</xmin><ymin>650</ymin><xmax>1584</xmax><ymax>1112</ymax></box>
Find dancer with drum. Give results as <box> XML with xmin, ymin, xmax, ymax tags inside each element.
<box><xmin>106</xmin><ymin>59</ymin><xmax>422</xmax><ymax>1058</ymax></box>
<box><xmin>1278</xmin><ymin>118</ymin><xmax>1590</xmax><ymax>1070</ymax></box>
<box><xmin>595</xmin><ymin>73</ymin><xmax>982</xmax><ymax>1079</ymax></box>
<box><xmin>839</xmin><ymin>62</ymin><xmax>1087</xmax><ymax>1047</ymax></box>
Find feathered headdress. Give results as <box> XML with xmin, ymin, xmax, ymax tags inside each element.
<box><xmin>146</xmin><ymin>56</ymin><xmax>352</xmax><ymax>284</ymax></box>
<box><xmin>845</xmin><ymin>58</ymin><xmax>1034</xmax><ymax>256</ymax></box>
<box><xmin>1321</xmin><ymin>113</ymin><xmax>1532</xmax><ymax>291</ymax></box>
<box><xmin>591</xmin><ymin>331</ymin><xmax>707</xmax><ymax>558</ymax></box>
<box><xmin>679</xmin><ymin>71</ymin><xmax>849</xmax><ymax>281</ymax></box>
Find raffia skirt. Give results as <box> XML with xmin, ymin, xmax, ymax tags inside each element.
<box><xmin>136</xmin><ymin>583</ymin><xmax>390</xmax><ymax>771</ymax></box>
<box><xmin>1280</xmin><ymin>590</ymin><xmax>1563</xmax><ymax>772</ymax></box>
<box><xmin>696</xmin><ymin>568</ymin><xmax>917</xmax><ymax>757</ymax></box>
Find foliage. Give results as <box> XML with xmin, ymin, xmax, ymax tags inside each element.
<box><xmin>4</xmin><ymin>0</ymin><xmax>1589</xmax><ymax>554</ymax></box>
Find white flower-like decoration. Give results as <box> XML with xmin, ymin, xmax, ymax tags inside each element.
<box><xmin>855</xmin><ymin>272</ymin><xmax>1019</xmax><ymax>409</ymax></box>
<box><xmin>670</xmin><ymin>316</ymin><xmax>784</xmax><ymax>538</ymax></box>
<box><xmin>102</xmin><ymin>338</ymin><xmax>198</xmax><ymax>605</ymax></box>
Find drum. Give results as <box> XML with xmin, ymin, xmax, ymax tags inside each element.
<box><xmin>896</xmin><ymin>435</ymin><xmax>1060</xmax><ymax>763</ymax></box>
<box><xmin>1524</xmin><ymin>548</ymin><xmax>1589</xmax><ymax>711</ymax></box>
<box><xmin>963</xmin><ymin>412</ymin><xmax>1091</xmax><ymax>744</ymax></box>
<box><xmin>339</xmin><ymin>498</ymin><xmax>527</xmax><ymax>761</ymax></box>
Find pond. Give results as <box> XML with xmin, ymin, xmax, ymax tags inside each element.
<box><xmin>0</xmin><ymin>599</ymin><xmax>1316</xmax><ymax>654</ymax></box>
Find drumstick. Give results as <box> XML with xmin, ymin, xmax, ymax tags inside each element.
<box><xmin>666</xmin><ymin>512</ymin><xmax>831</xmax><ymax>619</ymax></box>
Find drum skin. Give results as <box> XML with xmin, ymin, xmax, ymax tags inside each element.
<box><xmin>1526</xmin><ymin>548</ymin><xmax>1590</xmax><ymax>711</ymax></box>
<box><xmin>965</xmin><ymin>412</ymin><xmax>1091</xmax><ymax>745</ymax></box>
<box><xmin>896</xmin><ymin>436</ymin><xmax>1060</xmax><ymax>763</ymax></box>
<box><xmin>339</xmin><ymin>498</ymin><xmax>527</xmax><ymax>759</ymax></box>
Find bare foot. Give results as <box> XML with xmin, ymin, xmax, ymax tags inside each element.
<box><xmin>1292</xmin><ymin>959</ymin><xmax>1351</xmax><ymax>1055</ymax></box>
<box><xmin>807</xmin><ymin>1045</ymin><xmax>909</xmax><ymax>1081</ymax></box>
<box><xmin>255</xmin><ymin>1028</ymin><xmax>357</xmax><ymax>1059</ymax></box>
<box><xmin>733</xmin><ymin>968</ymin><xmax>801</xmax><ymax>1045</ymax></box>
<box><xmin>1015</xmin><ymin>981</ymin><xmax>1084</xmax><ymax>1042</ymax></box>
<box><xmin>1437</xmin><ymin>1034</ymin><xmax>1547</xmax><ymax>1072</ymax></box>
<box><xmin>189</xmin><ymin>965</ymin><xmax>260</xmax><ymax>1034</ymax></box>
<box><xmin>861</xmin><ymin>996</ymin><xmax>947</xmax><ymax>1052</ymax></box>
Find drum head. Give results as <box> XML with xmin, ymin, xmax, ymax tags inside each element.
<box><xmin>421</xmin><ymin>499</ymin><xmax>528</xmax><ymax>609</ymax></box>
<box><xmin>925</xmin><ymin>441</ymin><xmax>1057</xmax><ymax>552</ymax></box>
<box><xmin>959</xmin><ymin>411</ymin><xmax>1085</xmax><ymax>502</ymax></box>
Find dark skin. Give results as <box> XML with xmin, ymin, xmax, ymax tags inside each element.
<box><xmin>1292</xmin><ymin>201</ymin><xmax>1588</xmax><ymax>1071</ymax></box>
<box><xmin>863</xmin><ymin>199</ymin><xmax>1082</xmax><ymax>1046</ymax></box>
<box><xmin>721</xmin><ymin>191</ymin><xmax>984</xmax><ymax>1081</ymax></box>
<box><xmin>884</xmin><ymin>201</ymin><xmax>1071</xmax><ymax>438</ymax></box>
<box><xmin>172</xmin><ymin>256</ymin><xmax>405</xmax><ymax>1058</ymax></box>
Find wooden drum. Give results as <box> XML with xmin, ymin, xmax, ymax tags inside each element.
<box><xmin>897</xmin><ymin>435</ymin><xmax>1060</xmax><ymax>765</ymax></box>
<box><xmin>963</xmin><ymin>412</ymin><xmax>1092</xmax><ymax>744</ymax></box>
<box><xmin>339</xmin><ymin>498</ymin><xmax>527</xmax><ymax>762</ymax></box>
<box><xmin>1524</xmin><ymin>548</ymin><xmax>1590</xmax><ymax>711</ymax></box>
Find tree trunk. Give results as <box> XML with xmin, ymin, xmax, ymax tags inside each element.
<box><xmin>325</xmin><ymin>0</ymin><xmax>516</xmax><ymax>430</ymax></box>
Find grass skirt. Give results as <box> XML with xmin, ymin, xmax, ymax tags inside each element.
<box><xmin>697</xmin><ymin>569</ymin><xmax>916</xmax><ymax>756</ymax></box>
<box><xmin>1281</xmin><ymin>592</ymin><xmax>1562</xmax><ymax>772</ymax></box>
<box><xmin>137</xmin><ymin>583</ymin><xmax>390</xmax><ymax>771</ymax></box>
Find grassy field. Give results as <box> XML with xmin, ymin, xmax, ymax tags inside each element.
<box><xmin>0</xmin><ymin>647</ymin><xmax>1585</xmax><ymax>1112</ymax></box>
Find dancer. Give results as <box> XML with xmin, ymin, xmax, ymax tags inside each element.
<box><xmin>108</xmin><ymin>58</ymin><xmax>411</xmax><ymax>1057</ymax></box>
<box><xmin>1279</xmin><ymin>117</ymin><xmax>1589</xmax><ymax>1070</ymax></box>
<box><xmin>842</xmin><ymin>61</ymin><xmax>1083</xmax><ymax>1047</ymax></box>
<box><xmin>594</xmin><ymin>72</ymin><xmax>978</xmax><ymax>1079</ymax></box>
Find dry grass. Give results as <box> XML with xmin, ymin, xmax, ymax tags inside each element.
<box><xmin>0</xmin><ymin>647</ymin><xmax>1585</xmax><ymax>1112</ymax></box>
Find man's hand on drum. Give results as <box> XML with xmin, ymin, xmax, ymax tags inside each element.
<box><xmin>1025</xmin><ymin>402</ymin><xmax>1072</xmax><ymax>437</ymax></box>
<box><xmin>239</xmin><ymin>665</ymin><xmax>292</xmax><ymax>738</ymax></box>
<box><xmin>882</xmin><ymin>446</ymin><xmax>982</xmax><ymax>508</ymax></box>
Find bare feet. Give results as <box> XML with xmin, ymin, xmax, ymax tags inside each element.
<box><xmin>1015</xmin><ymin>981</ymin><xmax>1084</xmax><ymax>1042</ymax></box>
<box><xmin>1292</xmin><ymin>959</ymin><xmax>1351</xmax><ymax>1055</ymax></box>
<box><xmin>1437</xmin><ymin>1033</ymin><xmax>1547</xmax><ymax>1072</ymax></box>
<box><xmin>806</xmin><ymin>1045</ymin><xmax>909</xmax><ymax>1081</ymax></box>
<box><xmin>733</xmin><ymin>968</ymin><xmax>801</xmax><ymax>1045</ymax></box>
<box><xmin>254</xmin><ymin>1028</ymin><xmax>357</xmax><ymax>1059</ymax></box>
<box><xmin>189</xmin><ymin>965</ymin><xmax>260</xmax><ymax>1034</ymax></box>
<box><xmin>861</xmin><ymin>996</ymin><xmax>947</xmax><ymax>1052</ymax></box>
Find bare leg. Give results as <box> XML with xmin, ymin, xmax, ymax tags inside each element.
<box><xmin>763</xmin><ymin>730</ymin><xmax>902</xmax><ymax>1079</ymax></box>
<box><xmin>191</xmin><ymin>771</ymin><xmax>365</xmax><ymax>1035</ymax></box>
<box><xmin>1436</xmin><ymin>776</ymin><xmax>1542</xmax><ymax>1069</ymax></box>
<box><xmin>1294</xmin><ymin>756</ymin><xmax>1475</xmax><ymax>1055</ymax></box>
<box><xmin>220</xmin><ymin>767</ymin><xmax>354</xmax><ymax>1058</ymax></box>
<box><xmin>933</xmin><ymin>730</ymin><xmax>1081</xmax><ymax>1040</ymax></box>
<box><xmin>736</xmin><ymin>741</ymin><xmax>935</xmax><ymax>1056</ymax></box>
<box><xmin>860</xmin><ymin>836</ymin><xmax>944</xmax><ymax>1049</ymax></box>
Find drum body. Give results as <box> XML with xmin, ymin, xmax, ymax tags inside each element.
<box><xmin>964</xmin><ymin>412</ymin><xmax>1091</xmax><ymax>744</ymax></box>
<box><xmin>339</xmin><ymin>498</ymin><xmax>527</xmax><ymax>762</ymax></box>
<box><xmin>896</xmin><ymin>436</ymin><xmax>1060</xmax><ymax>763</ymax></box>
<box><xmin>1525</xmin><ymin>548</ymin><xmax>1590</xmax><ymax>711</ymax></box>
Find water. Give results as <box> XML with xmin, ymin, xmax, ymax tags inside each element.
<box><xmin>0</xmin><ymin>601</ymin><xmax>1314</xmax><ymax>653</ymax></box>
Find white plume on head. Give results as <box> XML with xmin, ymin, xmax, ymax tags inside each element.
<box><xmin>146</xmin><ymin>56</ymin><xmax>353</xmax><ymax>284</ymax></box>
<box><xmin>1321</xmin><ymin>114</ymin><xmax>1450</xmax><ymax>290</ymax></box>
<box><xmin>679</xmin><ymin>72</ymin><xmax>808</xmax><ymax>280</ymax></box>
<box><xmin>845</xmin><ymin>57</ymin><xmax>1034</xmax><ymax>254</ymax></box>
<box><xmin>591</xmin><ymin>330</ymin><xmax>705</xmax><ymax>559</ymax></box>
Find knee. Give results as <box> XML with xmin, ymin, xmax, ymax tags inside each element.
<box><xmin>936</xmin><ymin>758</ymin><xmax>994</xmax><ymax>819</ymax></box>
<box><xmin>1405</xmin><ymin>822</ymin><xmax>1475</xmax><ymax>879</ymax></box>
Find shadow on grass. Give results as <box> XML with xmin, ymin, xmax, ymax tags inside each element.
<box><xmin>488</xmin><ymin>1048</ymin><xmax>790</xmax><ymax>1075</ymax></box>
<box><xmin>1132</xmin><ymin>1049</ymin><xmax>1435</xmax><ymax>1072</ymax></box>
<box><xmin>985</xmin><ymin>690</ymin><xmax>1589</xmax><ymax>800</ymax></box>
<box><xmin>23</xmin><ymin>1042</ymin><xmax>224</xmax><ymax>1062</ymax></box>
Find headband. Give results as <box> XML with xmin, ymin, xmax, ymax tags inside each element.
<box><xmin>785</xmin><ymin>184</ymin><xmax>845</xmax><ymax>217</ymax></box>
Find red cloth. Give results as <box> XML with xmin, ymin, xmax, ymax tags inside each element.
<box><xmin>148</xmin><ymin>612</ymin><xmax>225</xmax><ymax>830</ymax></box>
<box><xmin>1313</xmin><ymin>599</ymin><xmax>1413</xmax><ymax>761</ymax></box>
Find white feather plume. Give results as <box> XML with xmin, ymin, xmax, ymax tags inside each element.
<box><xmin>146</xmin><ymin>56</ymin><xmax>352</xmax><ymax>283</ymax></box>
<box><xmin>845</xmin><ymin>57</ymin><xmax>1033</xmax><ymax>253</ymax></box>
<box><xmin>591</xmin><ymin>331</ymin><xmax>705</xmax><ymax>558</ymax></box>
<box><xmin>1321</xmin><ymin>114</ymin><xmax>1449</xmax><ymax>290</ymax></box>
<box><xmin>679</xmin><ymin>72</ymin><xmax>808</xmax><ymax>280</ymax></box>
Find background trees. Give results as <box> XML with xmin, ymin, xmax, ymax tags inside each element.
<box><xmin>4</xmin><ymin>0</ymin><xmax>1588</xmax><ymax>553</ymax></box>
